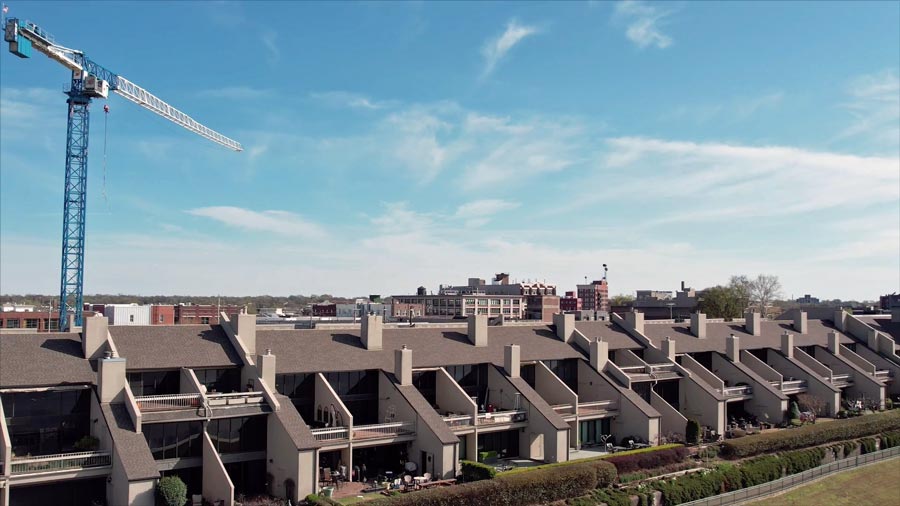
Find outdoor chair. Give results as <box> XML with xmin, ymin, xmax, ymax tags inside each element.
<box><xmin>423</xmin><ymin>472</ymin><xmax>431</xmax><ymax>482</ymax></box>
<box><xmin>403</xmin><ymin>474</ymin><xmax>413</xmax><ymax>490</ymax></box>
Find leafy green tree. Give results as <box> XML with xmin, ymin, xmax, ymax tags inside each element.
<box><xmin>698</xmin><ymin>285</ymin><xmax>742</xmax><ymax>319</ymax></box>
<box><xmin>610</xmin><ymin>294</ymin><xmax>635</xmax><ymax>306</ymax></box>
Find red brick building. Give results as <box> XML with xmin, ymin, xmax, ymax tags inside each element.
<box><xmin>525</xmin><ymin>295</ymin><xmax>561</xmax><ymax>322</ymax></box>
<box><xmin>560</xmin><ymin>291</ymin><xmax>582</xmax><ymax>312</ymax></box>
<box><xmin>151</xmin><ymin>305</ymin><xmax>176</xmax><ymax>325</ymax></box>
<box><xmin>577</xmin><ymin>279</ymin><xmax>609</xmax><ymax>313</ymax></box>
<box><xmin>0</xmin><ymin>310</ymin><xmax>96</xmax><ymax>332</ymax></box>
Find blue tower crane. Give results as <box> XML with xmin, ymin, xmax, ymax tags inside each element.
<box><xmin>4</xmin><ymin>15</ymin><xmax>242</xmax><ymax>329</ymax></box>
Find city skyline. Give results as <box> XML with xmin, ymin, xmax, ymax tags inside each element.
<box><xmin>1</xmin><ymin>1</ymin><xmax>898</xmax><ymax>301</ymax></box>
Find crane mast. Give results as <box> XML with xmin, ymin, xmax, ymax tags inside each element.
<box><xmin>4</xmin><ymin>15</ymin><xmax>242</xmax><ymax>329</ymax></box>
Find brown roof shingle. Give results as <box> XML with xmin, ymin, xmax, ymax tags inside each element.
<box><xmin>257</xmin><ymin>325</ymin><xmax>584</xmax><ymax>374</ymax></box>
<box><xmin>0</xmin><ymin>333</ymin><xmax>95</xmax><ymax>388</ymax></box>
<box><xmin>109</xmin><ymin>325</ymin><xmax>243</xmax><ymax>370</ymax></box>
<box><xmin>641</xmin><ymin>319</ymin><xmax>853</xmax><ymax>354</ymax></box>
<box><xmin>101</xmin><ymin>403</ymin><xmax>159</xmax><ymax>481</ymax></box>
<box><xmin>574</xmin><ymin>321</ymin><xmax>645</xmax><ymax>349</ymax></box>
<box><xmin>858</xmin><ymin>316</ymin><xmax>900</xmax><ymax>341</ymax></box>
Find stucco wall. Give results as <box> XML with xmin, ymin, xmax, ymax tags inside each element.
<box><xmin>765</xmin><ymin>349</ymin><xmax>841</xmax><ymax>416</ymax></box>
<box><xmin>202</xmin><ymin>432</ymin><xmax>234</xmax><ymax>506</ymax></box>
<box><xmin>679</xmin><ymin>376</ymin><xmax>725</xmax><ymax>436</ymax></box>
<box><xmin>266</xmin><ymin>413</ymin><xmax>303</xmax><ymax>502</ymax></box>
<box><xmin>813</xmin><ymin>347</ymin><xmax>884</xmax><ymax>409</ymax></box>
<box><xmin>710</xmin><ymin>354</ymin><xmax>787</xmax><ymax>423</ymax></box>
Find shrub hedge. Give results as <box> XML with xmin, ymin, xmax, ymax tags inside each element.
<box><xmin>860</xmin><ymin>437</ymin><xmax>877</xmax><ymax>454</ymax></box>
<box><xmin>605</xmin><ymin>446</ymin><xmax>689</xmax><ymax>474</ymax></box>
<box><xmin>460</xmin><ymin>460</ymin><xmax>496</xmax><ymax>482</ymax></box>
<box><xmin>880</xmin><ymin>431</ymin><xmax>900</xmax><ymax>449</ymax></box>
<box><xmin>305</xmin><ymin>494</ymin><xmax>340</xmax><ymax>506</ymax></box>
<box><xmin>652</xmin><ymin>447</ymin><xmax>826</xmax><ymax>504</ymax></box>
<box><xmin>157</xmin><ymin>476</ymin><xmax>187</xmax><ymax>506</ymax></box>
<box><xmin>365</xmin><ymin>463</ymin><xmax>597</xmax><ymax>506</ymax></box>
<box><xmin>721</xmin><ymin>410</ymin><xmax>900</xmax><ymax>458</ymax></box>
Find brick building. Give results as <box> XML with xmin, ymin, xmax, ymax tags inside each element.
<box><xmin>151</xmin><ymin>305</ymin><xmax>175</xmax><ymax>325</ymax></box>
<box><xmin>577</xmin><ymin>279</ymin><xmax>609</xmax><ymax>313</ymax></box>
<box><xmin>174</xmin><ymin>304</ymin><xmax>242</xmax><ymax>325</ymax></box>
<box><xmin>560</xmin><ymin>291</ymin><xmax>582</xmax><ymax>312</ymax></box>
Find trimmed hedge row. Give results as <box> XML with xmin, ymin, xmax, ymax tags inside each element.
<box><xmin>652</xmin><ymin>447</ymin><xmax>826</xmax><ymax>505</ymax></box>
<box><xmin>364</xmin><ymin>463</ymin><xmax>597</xmax><ymax>506</ymax></box>
<box><xmin>504</xmin><ymin>444</ymin><xmax>684</xmax><ymax>476</ymax></box>
<box><xmin>721</xmin><ymin>410</ymin><xmax>900</xmax><ymax>458</ymax></box>
<box><xmin>460</xmin><ymin>460</ymin><xmax>496</xmax><ymax>482</ymax></box>
<box><xmin>605</xmin><ymin>446</ymin><xmax>689</xmax><ymax>474</ymax></box>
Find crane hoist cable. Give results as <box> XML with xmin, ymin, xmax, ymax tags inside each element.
<box><xmin>102</xmin><ymin>103</ymin><xmax>109</xmax><ymax>207</ymax></box>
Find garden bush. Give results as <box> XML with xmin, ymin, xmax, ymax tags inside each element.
<box><xmin>721</xmin><ymin>410</ymin><xmax>900</xmax><ymax>458</ymax></box>
<box><xmin>860</xmin><ymin>437</ymin><xmax>877</xmax><ymax>454</ymax></box>
<box><xmin>685</xmin><ymin>419</ymin><xmax>701</xmax><ymax>444</ymax></box>
<box><xmin>366</xmin><ymin>463</ymin><xmax>597</xmax><ymax>506</ymax></box>
<box><xmin>157</xmin><ymin>476</ymin><xmax>187</xmax><ymax>506</ymax></box>
<box><xmin>305</xmin><ymin>494</ymin><xmax>340</xmax><ymax>506</ymax></box>
<box><xmin>880</xmin><ymin>430</ymin><xmax>900</xmax><ymax>449</ymax></box>
<box><xmin>460</xmin><ymin>460</ymin><xmax>496</xmax><ymax>482</ymax></box>
<box><xmin>605</xmin><ymin>446</ymin><xmax>689</xmax><ymax>474</ymax></box>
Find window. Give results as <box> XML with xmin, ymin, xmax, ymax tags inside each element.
<box><xmin>200</xmin><ymin>317</ymin><xmax>210</xmax><ymax>324</ymax></box>
<box><xmin>129</xmin><ymin>314</ymin><xmax>135</xmax><ymax>323</ymax></box>
<box><xmin>127</xmin><ymin>370</ymin><xmax>180</xmax><ymax>396</ymax></box>
<box><xmin>2</xmin><ymin>389</ymin><xmax>91</xmax><ymax>456</ymax></box>
<box><xmin>25</xmin><ymin>319</ymin><xmax>39</xmax><ymax>329</ymax></box>
<box><xmin>194</xmin><ymin>368</ymin><xmax>241</xmax><ymax>394</ymax></box>
<box><xmin>158</xmin><ymin>314</ymin><xmax>164</xmax><ymax>323</ymax></box>
<box><xmin>274</xmin><ymin>373</ymin><xmax>315</xmax><ymax>421</ymax></box>
<box><xmin>143</xmin><ymin>421</ymin><xmax>202</xmax><ymax>460</ymax></box>
<box><xmin>207</xmin><ymin>416</ymin><xmax>267</xmax><ymax>454</ymax></box>
<box><xmin>5</xmin><ymin>319</ymin><xmax>20</xmax><ymax>328</ymax></box>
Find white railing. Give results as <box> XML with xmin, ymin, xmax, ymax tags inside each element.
<box><xmin>552</xmin><ymin>404</ymin><xmax>576</xmax><ymax>416</ymax></box>
<box><xmin>578</xmin><ymin>400</ymin><xmax>618</xmax><ymax>414</ymax></box>
<box><xmin>649</xmin><ymin>363</ymin><xmax>676</xmax><ymax>372</ymax></box>
<box><xmin>476</xmin><ymin>409</ymin><xmax>527</xmax><ymax>425</ymax></box>
<box><xmin>722</xmin><ymin>386</ymin><xmax>753</xmax><ymax>397</ymax></box>
<box><xmin>352</xmin><ymin>421</ymin><xmax>415</xmax><ymax>440</ymax></box>
<box><xmin>831</xmin><ymin>373</ymin><xmax>853</xmax><ymax>386</ymax></box>
<box><xmin>619</xmin><ymin>365</ymin><xmax>645</xmax><ymax>372</ymax></box>
<box><xmin>310</xmin><ymin>426</ymin><xmax>349</xmax><ymax>442</ymax></box>
<box><xmin>442</xmin><ymin>414</ymin><xmax>474</xmax><ymax>428</ymax></box>
<box><xmin>10</xmin><ymin>451</ymin><xmax>111</xmax><ymax>475</ymax></box>
<box><xmin>206</xmin><ymin>391</ymin><xmax>266</xmax><ymax>406</ymax></box>
<box><xmin>134</xmin><ymin>393</ymin><xmax>202</xmax><ymax>412</ymax></box>
<box><xmin>778</xmin><ymin>379</ymin><xmax>808</xmax><ymax>391</ymax></box>
<box><xmin>874</xmin><ymin>370</ymin><xmax>891</xmax><ymax>380</ymax></box>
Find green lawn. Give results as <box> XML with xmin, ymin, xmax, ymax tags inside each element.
<box><xmin>747</xmin><ymin>458</ymin><xmax>900</xmax><ymax>506</ymax></box>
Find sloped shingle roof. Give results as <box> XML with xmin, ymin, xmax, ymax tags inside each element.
<box><xmin>109</xmin><ymin>325</ymin><xmax>242</xmax><ymax>370</ymax></box>
<box><xmin>0</xmin><ymin>333</ymin><xmax>95</xmax><ymax>388</ymax></box>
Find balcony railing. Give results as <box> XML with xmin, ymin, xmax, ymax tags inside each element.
<box><xmin>776</xmin><ymin>379</ymin><xmax>808</xmax><ymax>392</ymax></box>
<box><xmin>578</xmin><ymin>400</ymin><xmax>618</xmax><ymax>415</ymax></box>
<box><xmin>552</xmin><ymin>404</ymin><xmax>576</xmax><ymax>416</ymax></box>
<box><xmin>10</xmin><ymin>451</ymin><xmax>111</xmax><ymax>475</ymax></box>
<box><xmin>352</xmin><ymin>421</ymin><xmax>415</xmax><ymax>440</ymax></box>
<box><xmin>310</xmin><ymin>426</ymin><xmax>349</xmax><ymax>442</ymax></box>
<box><xmin>442</xmin><ymin>414</ymin><xmax>474</xmax><ymax>428</ymax></box>
<box><xmin>721</xmin><ymin>386</ymin><xmax>753</xmax><ymax>397</ymax></box>
<box><xmin>134</xmin><ymin>393</ymin><xmax>202</xmax><ymax>412</ymax></box>
<box><xmin>832</xmin><ymin>374</ymin><xmax>853</xmax><ymax>387</ymax></box>
<box><xmin>875</xmin><ymin>370</ymin><xmax>892</xmax><ymax>381</ymax></box>
<box><xmin>206</xmin><ymin>391</ymin><xmax>266</xmax><ymax>406</ymax></box>
<box><xmin>476</xmin><ymin>409</ymin><xmax>527</xmax><ymax>425</ymax></box>
<box><xmin>619</xmin><ymin>366</ymin><xmax>646</xmax><ymax>374</ymax></box>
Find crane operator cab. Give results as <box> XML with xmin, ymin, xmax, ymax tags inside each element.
<box><xmin>84</xmin><ymin>75</ymin><xmax>110</xmax><ymax>98</ymax></box>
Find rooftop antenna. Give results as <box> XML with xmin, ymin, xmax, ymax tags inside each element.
<box><xmin>603</xmin><ymin>264</ymin><xmax>608</xmax><ymax>281</ymax></box>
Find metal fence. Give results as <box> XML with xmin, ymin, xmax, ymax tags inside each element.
<box><xmin>680</xmin><ymin>446</ymin><xmax>900</xmax><ymax>506</ymax></box>
<box><xmin>10</xmin><ymin>451</ymin><xmax>111</xmax><ymax>475</ymax></box>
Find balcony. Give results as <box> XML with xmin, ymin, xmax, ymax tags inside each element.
<box><xmin>351</xmin><ymin>421</ymin><xmax>416</xmax><ymax>441</ymax></box>
<box><xmin>310</xmin><ymin>426</ymin><xmax>349</xmax><ymax>443</ymax></box>
<box><xmin>206</xmin><ymin>391</ymin><xmax>266</xmax><ymax>407</ymax></box>
<box><xmin>648</xmin><ymin>363</ymin><xmax>680</xmax><ymax>380</ymax></box>
<box><xmin>875</xmin><ymin>370</ymin><xmax>892</xmax><ymax>381</ymax></box>
<box><xmin>476</xmin><ymin>409</ymin><xmax>526</xmax><ymax>426</ymax></box>
<box><xmin>9</xmin><ymin>451</ymin><xmax>111</xmax><ymax>476</ymax></box>
<box><xmin>578</xmin><ymin>400</ymin><xmax>618</xmax><ymax>417</ymax></box>
<box><xmin>134</xmin><ymin>393</ymin><xmax>202</xmax><ymax>412</ymax></box>
<box><xmin>442</xmin><ymin>414</ymin><xmax>475</xmax><ymax>429</ymax></box>
<box><xmin>774</xmin><ymin>379</ymin><xmax>808</xmax><ymax>394</ymax></box>
<box><xmin>721</xmin><ymin>386</ymin><xmax>753</xmax><ymax>398</ymax></box>
<box><xmin>552</xmin><ymin>404</ymin><xmax>577</xmax><ymax>417</ymax></box>
<box><xmin>831</xmin><ymin>374</ymin><xmax>853</xmax><ymax>388</ymax></box>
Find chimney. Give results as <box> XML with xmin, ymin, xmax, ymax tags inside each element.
<box><xmin>781</xmin><ymin>331</ymin><xmax>794</xmax><ymax>358</ymax></box>
<box><xmin>504</xmin><ymin>344</ymin><xmax>521</xmax><ymax>378</ymax></box>
<box><xmin>590</xmin><ymin>338</ymin><xmax>609</xmax><ymax>372</ymax></box>
<box><xmin>662</xmin><ymin>337</ymin><xmax>676</xmax><ymax>362</ymax></box>
<box><xmin>257</xmin><ymin>349</ymin><xmax>276</xmax><ymax>390</ymax></box>
<box><xmin>467</xmin><ymin>314</ymin><xmax>488</xmax><ymax>347</ymax></box>
<box><xmin>233</xmin><ymin>313</ymin><xmax>257</xmax><ymax>355</ymax></box>
<box><xmin>361</xmin><ymin>314</ymin><xmax>383</xmax><ymax>351</ymax></box>
<box><xmin>625</xmin><ymin>310</ymin><xmax>644</xmax><ymax>335</ymax></box>
<box><xmin>793</xmin><ymin>310</ymin><xmax>808</xmax><ymax>334</ymax></box>
<box><xmin>827</xmin><ymin>332</ymin><xmax>840</xmax><ymax>355</ymax></box>
<box><xmin>892</xmin><ymin>306</ymin><xmax>900</xmax><ymax>323</ymax></box>
<box><xmin>833</xmin><ymin>309</ymin><xmax>847</xmax><ymax>331</ymax></box>
<box><xmin>395</xmin><ymin>345</ymin><xmax>412</xmax><ymax>386</ymax></box>
<box><xmin>82</xmin><ymin>314</ymin><xmax>109</xmax><ymax>360</ymax></box>
<box><xmin>98</xmin><ymin>353</ymin><xmax>127</xmax><ymax>403</ymax></box>
<box><xmin>726</xmin><ymin>334</ymin><xmax>740</xmax><ymax>363</ymax></box>
<box><xmin>553</xmin><ymin>312</ymin><xmax>575</xmax><ymax>343</ymax></box>
<box><xmin>745</xmin><ymin>311</ymin><xmax>761</xmax><ymax>336</ymax></box>
<box><xmin>690</xmin><ymin>312</ymin><xmax>707</xmax><ymax>338</ymax></box>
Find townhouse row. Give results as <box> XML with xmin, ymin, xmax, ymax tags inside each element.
<box><xmin>0</xmin><ymin>308</ymin><xmax>897</xmax><ymax>506</ymax></box>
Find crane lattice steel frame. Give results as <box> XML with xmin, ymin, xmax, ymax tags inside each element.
<box><xmin>4</xmin><ymin>15</ymin><xmax>242</xmax><ymax>329</ymax></box>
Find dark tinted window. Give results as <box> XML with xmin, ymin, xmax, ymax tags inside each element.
<box><xmin>207</xmin><ymin>416</ymin><xmax>267</xmax><ymax>454</ymax></box>
<box><xmin>143</xmin><ymin>421</ymin><xmax>202</xmax><ymax>460</ymax></box>
<box><xmin>127</xmin><ymin>370</ymin><xmax>180</xmax><ymax>396</ymax></box>
<box><xmin>2</xmin><ymin>389</ymin><xmax>91</xmax><ymax>456</ymax></box>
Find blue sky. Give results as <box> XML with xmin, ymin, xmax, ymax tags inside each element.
<box><xmin>1</xmin><ymin>1</ymin><xmax>898</xmax><ymax>300</ymax></box>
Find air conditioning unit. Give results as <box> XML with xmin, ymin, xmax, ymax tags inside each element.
<box><xmin>84</xmin><ymin>75</ymin><xmax>109</xmax><ymax>98</ymax></box>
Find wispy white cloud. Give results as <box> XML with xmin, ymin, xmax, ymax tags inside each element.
<box><xmin>260</xmin><ymin>30</ymin><xmax>280</xmax><ymax>64</ymax></box>
<box><xmin>835</xmin><ymin>69</ymin><xmax>900</xmax><ymax>154</ymax></box>
<box><xmin>661</xmin><ymin>91</ymin><xmax>784</xmax><ymax>123</ymax></box>
<box><xmin>614</xmin><ymin>0</ymin><xmax>676</xmax><ymax>49</ymax></box>
<box><xmin>455</xmin><ymin>199</ymin><xmax>520</xmax><ymax>227</ymax></box>
<box><xmin>186</xmin><ymin>206</ymin><xmax>325</xmax><ymax>238</ymax></box>
<box><xmin>481</xmin><ymin>19</ymin><xmax>540</xmax><ymax>77</ymax></box>
<box><xmin>309</xmin><ymin>91</ymin><xmax>393</xmax><ymax>110</ymax></box>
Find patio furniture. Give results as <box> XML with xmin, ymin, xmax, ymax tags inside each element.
<box><xmin>192</xmin><ymin>495</ymin><xmax>202</xmax><ymax>506</ymax></box>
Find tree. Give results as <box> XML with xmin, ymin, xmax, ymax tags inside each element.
<box><xmin>698</xmin><ymin>285</ymin><xmax>742</xmax><ymax>319</ymax></box>
<box><xmin>728</xmin><ymin>275</ymin><xmax>752</xmax><ymax>312</ymax></box>
<box><xmin>157</xmin><ymin>476</ymin><xmax>187</xmax><ymax>506</ymax></box>
<box><xmin>610</xmin><ymin>294</ymin><xmax>635</xmax><ymax>306</ymax></box>
<box><xmin>750</xmin><ymin>274</ymin><xmax>782</xmax><ymax>315</ymax></box>
<box><xmin>685</xmin><ymin>419</ymin><xmax>701</xmax><ymax>444</ymax></box>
